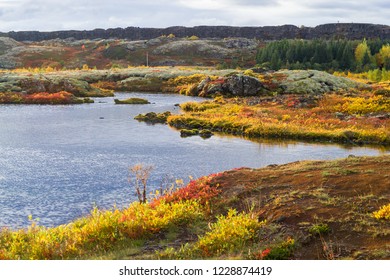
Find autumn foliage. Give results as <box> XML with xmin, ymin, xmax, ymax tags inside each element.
<box><xmin>151</xmin><ymin>173</ymin><xmax>222</xmax><ymax>206</ymax></box>
<box><xmin>0</xmin><ymin>91</ymin><xmax>91</xmax><ymax>104</ymax></box>
<box><xmin>24</xmin><ymin>91</ymin><xmax>74</xmax><ymax>104</ymax></box>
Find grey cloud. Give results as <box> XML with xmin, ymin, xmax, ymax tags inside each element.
<box><xmin>0</xmin><ymin>0</ymin><xmax>389</xmax><ymax>32</ymax></box>
<box><xmin>305</xmin><ymin>0</ymin><xmax>390</xmax><ymax>11</ymax></box>
<box><xmin>227</xmin><ymin>0</ymin><xmax>279</xmax><ymax>6</ymax></box>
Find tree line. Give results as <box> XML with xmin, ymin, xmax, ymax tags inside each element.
<box><xmin>256</xmin><ymin>39</ymin><xmax>390</xmax><ymax>72</ymax></box>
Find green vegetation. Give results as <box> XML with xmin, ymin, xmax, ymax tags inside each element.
<box><xmin>114</xmin><ymin>97</ymin><xmax>150</xmax><ymax>104</ymax></box>
<box><xmin>309</xmin><ymin>223</ymin><xmax>331</xmax><ymax>235</ymax></box>
<box><xmin>260</xmin><ymin>237</ymin><xmax>295</xmax><ymax>260</ymax></box>
<box><xmin>256</xmin><ymin>39</ymin><xmax>390</xmax><ymax>72</ymax></box>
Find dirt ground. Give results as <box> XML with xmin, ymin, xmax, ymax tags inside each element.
<box><xmin>210</xmin><ymin>154</ymin><xmax>390</xmax><ymax>259</ymax></box>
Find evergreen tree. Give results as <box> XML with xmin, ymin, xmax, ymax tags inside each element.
<box><xmin>255</xmin><ymin>38</ymin><xmax>389</xmax><ymax>72</ymax></box>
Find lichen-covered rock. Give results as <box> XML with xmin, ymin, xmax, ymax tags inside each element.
<box><xmin>152</xmin><ymin>40</ymin><xmax>231</xmax><ymax>59</ymax></box>
<box><xmin>17</xmin><ymin>76</ymin><xmax>106</xmax><ymax>96</ymax></box>
<box><xmin>118</xmin><ymin>77</ymin><xmax>164</xmax><ymax>92</ymax></box>
<box><xmin>198</xmin><ymin>74</ymin><xmax>269</xmax><ymax>97</ymax></box>
<box><xmin>266</xmin><ymin>70</ymin><xmax>367</xmax><ymax>95</ymax></box>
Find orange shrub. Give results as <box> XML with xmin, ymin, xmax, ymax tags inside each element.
<box><xmin>24</xmin><ymin>91</ymin><xmax>74</xmax><ymax>104</ymax></box>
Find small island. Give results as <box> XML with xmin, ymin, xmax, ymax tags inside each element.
<box><xmin>114</xmin><ymin>97</ymin><xmax>150</xmax><ymax>104</ymax></box>
<box><xmin>134</xmin><ymin>111</ymin><xmax>171</xmax><ymax>124</ymax></box>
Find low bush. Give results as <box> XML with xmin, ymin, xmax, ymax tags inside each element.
<box><xmin>196</xmin><ymin>209</ymin><xmax>265</xmax><ymax>257</ymax></box>
<box><xmin>153</xmin><ymin>174</ymin><xmax>221</xmax><ymax>206</ymax></box>
<box><xmin>258</xmin><ymin>237</ymin><xmax>295</xmax><ymax>260</ymax></box>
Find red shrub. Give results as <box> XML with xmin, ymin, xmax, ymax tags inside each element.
<box><xmin>152</xmin><ymin>173</ymin><xmax>222</xmax><ymax>206</ymax></box>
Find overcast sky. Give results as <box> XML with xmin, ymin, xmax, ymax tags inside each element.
<box><xmin>0</xmin><ymin>0</ymin><xmax>389</xmax><ymax>32</ymax></box>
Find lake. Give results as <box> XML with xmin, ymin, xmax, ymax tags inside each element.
<box><xmin>0</xmin><ymin>92</ymin><xmax>388</xmax><ymax>229</ymax></box>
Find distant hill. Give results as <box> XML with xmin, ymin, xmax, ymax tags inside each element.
<box><xmin>1</xmin><ymin>23</ymin><xmax>390</xmax><ymax>42</ymax></box>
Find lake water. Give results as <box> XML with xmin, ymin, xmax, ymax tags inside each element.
<box><xmin>0</xmin><ymin>92</ymin><xmax>388</xmax><ymax>229</ymax></box>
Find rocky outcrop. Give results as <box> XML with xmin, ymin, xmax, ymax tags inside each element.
<box><xmin>198</xmin><ymin>75</ymin><xmax>269</xmax><ymax>97</ymax></box>
<box><xmin>152</xmin><ymin>40</ymin><xmax>231</xmax><ymax>59</ymax></box>
<box><xmin>0</xmin><ymin>37</ymin><xmax>23</xmax><ymax>68</ymax></box>
<box><xmin>264</xmin><ymin>70</ymin><xmax>367</xmax><ymax>94</ymax></box>
<box><xmin>195</xmin><ymin>70</ymin><xmax>366</xmax><ymax>97</ymax></box>
<box><xmin>1</xmin><ymin>23</ymin><xmax>389</xmax><ymax>42</ymax></box>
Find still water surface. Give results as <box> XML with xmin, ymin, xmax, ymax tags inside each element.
<box><xmin>0</xmin><ymin>93</ymin><xmax>388</xmax><ymax>228</ymax></box>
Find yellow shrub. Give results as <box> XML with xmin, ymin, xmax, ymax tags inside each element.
<box><xmin>0</xmin><ymin>200</ymin><xmax>204</xmax><ymax>259</ymax></box>
<box><xmin>196</xmin><ymin>209</ymin><xmax>265</xmax><ymax>256</ymax></box>
<box><xmin>167</xmin><ymin>74</ymin><xmax>207</xmax><ymax>87</ymax></box>
<box><xmin>118</xmin><ymin>200</ymin><xmax>203</xmax><ymax>238</ymax></box>
<box><xmin>188</xmin><ymin>35</ymin><xmax>199</xmax><ymax>40</ymax></box>
<box><xmin>336</xmin><ymin>96</ymin><xmax>390</xmax><ymax>115</ymax></box>
<box><xmin>373</xmin><ymin>203</ymin><xmax>390</xmax><ymax>220</ymax></box>
<box><xmin>243</xmin><ymin>69</ymin><xmax>257</xmax><ymax>77</ymax></box>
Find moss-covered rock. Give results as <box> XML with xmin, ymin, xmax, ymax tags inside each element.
<box><xmin>134</xmin><ymin>111</ymin><xmax>172</xmax><ymax>124</ymax></box>
<box><xmin>180</xmin><ymin>129</ymin><xmax>199</xmax><ymax>137</ymax></box>
<box><xmin>114</xmin><ymin>97</ymin><xmax>150</xmax><ymax>104</ymax></box>
<box><xmin>199</xmin><ymin>129</ymin><xmax>213</xmax><ymax>139</ymax></box>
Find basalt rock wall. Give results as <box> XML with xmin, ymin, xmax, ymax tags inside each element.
<box><xmin>1</xmin><ymin>23</ymin><xmax>389</xmax><ymax>42</ymax></box>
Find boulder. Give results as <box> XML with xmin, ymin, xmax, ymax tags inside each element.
<box><xmin>198</xmin><ymin>74</ymin><xmax>269</xmax><ymax>97</ymax></box>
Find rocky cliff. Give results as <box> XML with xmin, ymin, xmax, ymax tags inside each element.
<box><xmin>1</xmin><ymin>23</ymin><xmax>389</xmax><ymax>42</ymax></box>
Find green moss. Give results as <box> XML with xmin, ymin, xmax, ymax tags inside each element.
<box><xmin>114</xmin><ymin>98</ymin><xmax>150</xmax><ymax>104</ymax></box>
